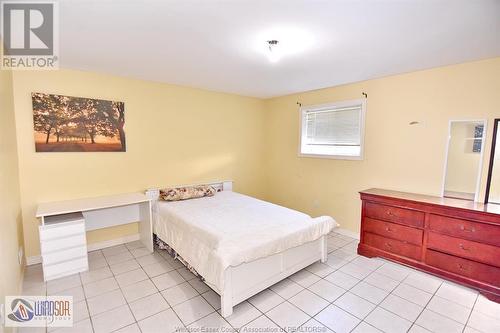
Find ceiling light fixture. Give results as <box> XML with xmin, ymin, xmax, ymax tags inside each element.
<box><xmin>267</xmin><ymin>40</ymin><xmax>280</xmax><ymax>63</ymax></box>
<box><xmin>254</xmin><ymin>27</ymin><xmax>315</xmax><ymax>63</ymax></box>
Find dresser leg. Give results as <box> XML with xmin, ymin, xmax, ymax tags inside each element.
<box><xmin>480</xmin><ymin>290</ymin><xmax>500</xmax><ymax>304</ymax></box>
<box><xmin>357</xmin><ymin>243</ymin><xmax>377</xmax><ymax>258</ymax></box>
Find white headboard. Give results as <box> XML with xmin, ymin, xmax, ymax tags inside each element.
<box><xmin>145</xmin><ymin>180</ymin><xmax>233</xmax><ymax>201</ymax></box>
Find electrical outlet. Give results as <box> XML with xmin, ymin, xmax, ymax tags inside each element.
<box><xmin>145</xmin><ymin>188</ymin><xmax>160</xmax><ymax>200</ymax></box>
<box><xmin>0</xmin><ymin>303</ymin><xmax>4</xmax><ymax>329</ymax></box>
<box><xmin>18</xmin><ymin>247</ymin><xmax>24</xmax><ymax>265</ymax></box>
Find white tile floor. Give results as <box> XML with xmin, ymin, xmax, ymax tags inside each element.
<box><xmin>20</xmin><ymin>232</ymin><xmax>500</xmax><ymax>333</ymax></box>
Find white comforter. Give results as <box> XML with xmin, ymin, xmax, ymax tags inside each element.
<box><xmin>154</xmin><ymin>191</ymin><xmax>336</xmax><ymax>290</ymax></box>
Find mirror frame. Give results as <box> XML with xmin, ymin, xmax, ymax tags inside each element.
<box><xmin>441</xmin><ymin>119</ymin><xmax>487</xmax><ymax>202</ymax></box>
<box><xmin>484</xmin><ymin>118</ymin><xmax>500</xmax><ymax>204</ymax></box>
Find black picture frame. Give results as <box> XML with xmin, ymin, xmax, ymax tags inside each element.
<box><xmin>484</xmin><ymin>118</ymin><xmax>500</xmax><ymax>204</ymax></box>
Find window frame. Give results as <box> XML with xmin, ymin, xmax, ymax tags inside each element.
<box><xmin>298</xmin><ymin>98</ymin><xmax>366</xmax><ymax>160</ymax></box>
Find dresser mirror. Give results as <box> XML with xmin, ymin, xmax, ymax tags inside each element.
<box><xmin>485</xmin><ymin>119</ymin><xmax>500</xmax><ymax>204</ymax></box>
<box><xmin>443</xmin><ymin>120</ymin><xmax>486</xmax><ymax>201</ymax></box>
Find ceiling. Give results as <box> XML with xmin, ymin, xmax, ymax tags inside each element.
<box><xmin>60</xmin><ymin>0</ymin><xmax>500</xmax><ymax>98</ymax></box>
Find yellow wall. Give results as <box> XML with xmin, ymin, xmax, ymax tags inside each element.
<box><xmin>263</xmin><ymin>57</ymin><xmax>500</xmax><ymax>233</ymax></box>
<box><xmin>0</xmin><ymin>64</ymin><xmax>24</xmax><ymax>303</ymax></box>
<box><xmin>10</xmin><ymin>57</ymin><xmax>500</xmax><ymax>259</ymax></box>
<box><xmin>12</xmin><ymin>69</ymin><xmax>266</xmax><ymax>258</ymax></box>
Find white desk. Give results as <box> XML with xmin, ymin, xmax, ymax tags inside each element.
<box><xmin>36</xmin><ymin>193</ymin><xmax>153</xmax><ymax>280</ymax></box>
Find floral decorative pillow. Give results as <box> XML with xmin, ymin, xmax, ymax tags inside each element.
<box><xmin>159</xmin><ymin>185</ymin><xmax>216</xmax><ymax>201</ymax></box>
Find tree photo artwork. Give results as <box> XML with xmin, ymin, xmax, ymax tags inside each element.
<box><xmin>32</xmin><ymin>93</ymin><xmax>126</xmax><ymax>152</ymax></box>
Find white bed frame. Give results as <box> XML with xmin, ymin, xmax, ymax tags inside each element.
<box><xmin>146</xmin><ymin>181</ymin><xmax>328</xmax><ymax>317</ymax></box>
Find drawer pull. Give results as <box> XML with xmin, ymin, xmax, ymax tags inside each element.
<box><xmin>385</xmin><ymin>227</ymin><xmax>393</xmax><ymax>232</ymax></box>
<box><xmin>386</xmin><ymin>211</ymin><xmax>395</xmax><ymax>217</ymax></box>
<box><xmin>459</xmin><ymin>244</ymin><xmax>471</xmax><ymax>251</ymax></box>
<box><xmin>459</xmin><ymin>225</ymin><xmax>476</xmax><ymax>232</ymax></box>
<box><xmin>384</xmin><ymin>242</ymin><xmax>392</xmax><ymax>249</ymax></box>
<box><xmin>457</xmin><ymin>263</ymin><xmax>469</xmax><ymax>272</ymax></box>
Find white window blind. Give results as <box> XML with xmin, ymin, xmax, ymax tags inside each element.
<box><xmin>300</xmin><ymin>100</ymin><xmax>365</xmax><ymax>159</ymax></box>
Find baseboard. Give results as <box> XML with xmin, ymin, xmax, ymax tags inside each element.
<box><xmin>87</xmin><ymin>233</ymin><xmax>140</xmax><ymax>252</ymax></box>
<box><xmin>26</xmin><ymin>233</ymin><xmax>141</xmax><ymax>266</ymax></box>
<box><xmin>26</xmin><ymin>255</ymin><xmax>42</xmax><ymax>266</ymax></box>
<box><xmin>335</xmin><ymin>227</ymin><xmax>360</xmax><ymax>240</ymax></box>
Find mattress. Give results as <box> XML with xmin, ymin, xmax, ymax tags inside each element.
<box><xmin>154</xmin><ymin>191</ymin><xmax>336</xmax><ymax>290</ymax></box>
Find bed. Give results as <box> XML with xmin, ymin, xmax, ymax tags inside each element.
<box><xmin>147</xmin><ymin>181</ymin><xmax>336</xmax><ymax>317</ymax></box>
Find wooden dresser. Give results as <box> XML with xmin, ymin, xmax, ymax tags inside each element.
<box><xmin>358</xmin><ymin>188</ymin><xmax>500</xmax><ymax>302</ymax></box>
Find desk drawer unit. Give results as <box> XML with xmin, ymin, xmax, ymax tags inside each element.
<box><xmin>42</xmin><ymin>246</ymin><xmax>88</xmax><ymax>266</ymax></box>
<box><xmin>39</xmin><ymin>213</ymin><xmax>88</xmax><ymax>281</ymax></box>
<box><xmin>40</xmin><ymin>233</ymin><xmax>87</xmax><ymax>253</ymax></box>
<box><xmin>359</xmin><ymin>188</ymin><xmax>500</xmax><ymax>303</ymax></box>
<box><xmin>39</xmin><ymin>221</ymin><xmax>85</xmax><ymax>241</ymax></box>
<box><xmin>43</xmin><ymin>257</ymin><xmax>89</xmax><ymax>282</ymax></box>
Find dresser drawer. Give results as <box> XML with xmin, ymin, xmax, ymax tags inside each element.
<box><xmin>43</xmin><ymin>257</ymin><xmax>88</xmax><ymax>282</ymax></box>
<box><xmin>365</xmin><ymin>202</ymin><xmax>424</xmax><ymax>228</ymax></box>
<box><xmin>39</xmin><ymin>220</ymin><xmax>85</xmax><ymax>241</ymax></box>
<box><xmin>364</xmin><ymin>232</ymin><xmax>422</xmax><ymax>260</ymax></box>
<box><xmin>40</xmin><ymin>233</ymin><xmax>87</xmax><ymax>254</ymax></box>
<box><xmin>427</xmin><ymin>232</ymin><xmax>500</xmax><ymax>268</ymax></box>
<box><xmin>364</xmin><ymin>218</ymin><xmax>423</xmax><ymax>245</ymax></box>
<box><xmin>42</xmin><ymin>246</ymin><xmax>88</xmax><ymax>266</ymax></box>
<box><xmin>426</xmin><ymin>250</ymin><xmax>500</xmax><ymax>286</ymax></box>
<box><xmin>429</xmin><ymin>214</ymin><xmax>500</xmax><ymax>247</ymax></box>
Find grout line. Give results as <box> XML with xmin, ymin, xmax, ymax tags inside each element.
<box><xmin>117</xmin><ymin>246</ymin><xmax>181</xmax><ymax>332</ymax></box>
<box><xmin>462</xmin><ymin>293</ymin><xmax>479</xmax><ymax>333</ymax></box>
<box><xmin>150</xmin><ymin>247</ymin><xmax>214</xmax><ymax>330</ymax></box>
<box><xmin>423</xmin><ymin>282</ymin><xmax>477</xmax><ymax>324</ymax></box>
<box><xmin>349</xmin><ymin>266</ymin><xmax>409</xmax><ymax>332</ymax></box>
<box><xmin>81</xmin><ymin>252</ymin><xmax>96</xmax><ymax>333</ymax></box>
<box><xmin>324</xmin><ymin>238</ymin><xmax>471</xmax><ymax>332</ymax></box>
<box><xmin>102</xmin><ymin>247</ymin><xmax>134</xmax><ymax>333</ymax></box>
<box><xmin>94</xmin><ymin>246</ymin><xmax>167</xmax><ymax>332</ymax></box>
<box><xmin>27</xmin><ymin>237</ymin><xmax>490</xmax><ymax>333</ymax></box>
<box><xmin>249</xmin><ymin>298</ymin><xmax>282</xmax><ymax>330</ymax></box>
<box><xmin>264</xmin><ymin>301</ymin><xmax>311</xmax><ymax>332</ymax></box>
<box><xmin>120</xmin><ymin>245</ymin><xmax>146</xmax><ymax>333</ymax></box>
<box><xmin>407</xmin><ymin>274</ymin><xmax>446</xmax><ymax>332</ymax></box>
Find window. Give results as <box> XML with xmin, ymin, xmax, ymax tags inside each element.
<box><xmin>299</xmin><ymin>99</ymin><xmax>366</xmax><ymax>159</ymax></box>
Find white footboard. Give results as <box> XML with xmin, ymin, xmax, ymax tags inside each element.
<box><xmin>220</xmin><ymin>235</ymin><xmax>327</xmax><ymax>317</ymax></box>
